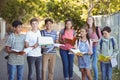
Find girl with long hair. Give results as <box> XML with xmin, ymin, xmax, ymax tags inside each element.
<box><xmin>75</xmin><ymin>27</ymin><xmax>93</xmax><ymax>80</ymax></box>
<box><xmin>86</xmin><ymin>16</ymin><xmax>102</xmax><ymax>80</ymax></box>
<box><xmin>59</xmin><ymin>19</ymin><xmax>76</xmax><ymax>80</ymax></box>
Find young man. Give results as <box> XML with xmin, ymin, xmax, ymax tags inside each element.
<box><xmin>25</xmin><ymin>18</ymin><xmax>42</xmax><ymax>80</ymax></box>
<box><xmin>97</xmin><ymin>26</ymin><xmax>119</xmax><ymax>80</ymax></box>
<box><xmin>41</xmin><ymin>18</ymin><xmax>58</xmax><ymax>80</ymax></box>
<box><xmin>5</xmin><ymin>20</ymin><xmax>26</xmax><ymax>80</ymax></box>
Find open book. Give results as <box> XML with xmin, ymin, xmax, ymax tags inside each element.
<box><xmin>64</xmin><ymin>37</ymin><xmax>77</xmax><ymax>46</ymax></box>
<box><xmin>38</xmin><ymin>37</ymin><xmax>54</xmax><ymax>46</ymax></box>
<box><xmin>70</xmin><ymin>48</ymin><xmax>86</xmax><ymax>56</ymax></box>
<box><xmin>98</xmin><ymin>54</ymin><xmax>111</xmax><ymax>62</ymax></box>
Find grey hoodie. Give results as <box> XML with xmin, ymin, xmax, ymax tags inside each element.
<box><xmin>97</xmin><ymin>36</ymin><xmax>119</xmax><ymax>58</ymax></box>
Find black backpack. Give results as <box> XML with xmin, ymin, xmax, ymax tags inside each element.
<box><xmin>40</xmin><ymin>30</ymin><xmax>45</xmax><ymax>53</ymax></box>
<box><xmin>96</xmin><ymin>26</ymin><xmax>102</xmax><ymax>39</ymax></box>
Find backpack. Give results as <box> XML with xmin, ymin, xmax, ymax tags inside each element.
<box><xmin>100</xmin><ymin>38</ymin><xmax>115</xmax><ymax>50</ymax></box>
<box><xmin>96</xmin><ymin>26</ymin><xmax>102</xmax><ymax>39</ymax></box>
<box><xmin>4</xmin><ymin>33</ymin><xmax>15</xmax><ymax>59</ymax></box>
<box><xmin>40</xmin><ymin>30</ymin><xmax>45</xmax><ymax>36</ymax></box>
<box><xmin>40</xmin><ymin>30</ymin><xmax>45</xmax><ymax>53</ymax></box>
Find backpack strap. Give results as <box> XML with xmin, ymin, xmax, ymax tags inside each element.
<box><xmin>111</xmin><ymin>38</ymin><xmax>115</xmax><ymax>49</ymax></box>
<box><xmin>96</xmin><ymin>27</ymin><xmax>100</xmax><ymax>39</ymax></box>
<box><xmin>40</xmin><ymin>30</ymin><xmax>45</xmax><ymax>36</ymax></box>
<box><xmin>100</xmin><ymin>39</ymin><xmax>103</xmax><ymax>50</ymax></box>
<box><xmin>60</xmin><ymin>29</ymin><xmax>64</xmax><ymax>36</ymax></box>
<box><xmin>100</xmin><ymin>38</ymin><xmax>115</xmax><ymax>51</ymax></box>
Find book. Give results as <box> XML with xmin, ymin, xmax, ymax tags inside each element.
<box><xmin>64</xmin><ymin>37</ymin><xmax>77</xmax><ymax>46</ymax></box>
<box><xmin>38</xmin><ymin>37</ymin><xmax>54</xmax><ymax>46</ymax></box>
<box><xmin>98</xmin><ymin>54</ymin><xmax>110</xmax><ymax>62</ymax></box>
<box><xmin>54</xmin><ymin>43</ymin><xmax>64</xmax><ymax>47</ymax></box>
<box><xmin>70</xmin><ymin>48</ymin><xmax>86</xmax><ymax>56</ymax></box>
<box><xmin>23</xmin><ymin>47</ymin><xmax>33</xmax><ymax>54</ymax></box>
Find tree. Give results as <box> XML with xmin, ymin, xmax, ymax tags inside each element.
<box><xmin>0</xmin><ymin>0</ymin><xmax>119</xmax><ymax>28</ymax></box>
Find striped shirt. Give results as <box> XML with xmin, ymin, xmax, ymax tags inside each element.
<box><xmin>42</xmin><ymin>29</ymin><xmax>58</xmax><ymax>54</ymax></box>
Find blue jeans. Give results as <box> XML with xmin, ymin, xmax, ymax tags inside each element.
<box><xmin>100</xmin><ymin>62</ymin><xmax>112</xmax><ymax>80</ymax></box>
<box><xmin>27</xmin><ymin>56</ymin><xmax>42</xmax><ymax>80</ymax></box>
<box><xmin>91</xmin><ymin>46</ymin><xmax>98</xmax><ymax>80</ymax></box>
<box><xmin>7</xmin><ymin>63</ymin><xmax>24</xmax><ymax>80</ymax></box>
<box><xmin>60</xmin><ymin>49</ymin><xmax>74</xmax><ymax>79</ymax></box>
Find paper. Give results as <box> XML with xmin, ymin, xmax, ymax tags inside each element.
<box><xmin>111</xmin><ymin>58</ymin><xmax>117</xmax><ymax>67</ymax></box>
<box><xmin>54</xmin><ymin>43</ymin><xmax>64</xmax><ymax>47</ymax></box>
<box><xmin>68</xmin><ymin>51</ymin><xmax>74</xmax><ymax>54</ymax></box>
<box><xmin>23</xmin><ymin>47</ymin><xmax>33</xmax><ymax>54</ymax></box>
<box><xmin>11</xmin><ymin>49</ymin><xmax>20</xmax><ymax>52</ymax></box>
<box><xmin>38</xmin><ymin>37</ymin><xmax>54</xmax><ymax>45</ymax></box>
<box><xmin>70</xmin><ymin>48</ymin><xmax>86</xmax><ymax>54</ymax></box>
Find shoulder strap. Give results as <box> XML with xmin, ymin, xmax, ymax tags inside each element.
<box><xmin>111</xmin><ymin>38</ymin><xmax>115</xmax><ymax>49</ymax></box>
<box><xmin>100</xmin><ymin>38</ymin><xmax>115</xmax><ymax>50</ymax></box>
<box><xmin>40</xmin><ymin>30</ymin><xmax>45</xmax><ymax>36</ymax></box>
<box><xmin>73</xmin><ymin>30</ymin><xmax>76</xmax><ymax>36</ymax></box>
<box><xmin>96</xmin><ymin>27</ymin><xmax>100</xmax><ymax>39</ymax></box>
<box><xmin>100</xmin><ymin>39</ymin><xmax>103</xmax><ymax>50</ymax></box>
<box><xmin>60</xmin><ymin>29</ymin><xmax>64</xmax><ymax>36</ymax></box>
<box><xmin>77</xmin><ymin>39</ymin><xmax>79</xmax><ymax>47</ymax></box>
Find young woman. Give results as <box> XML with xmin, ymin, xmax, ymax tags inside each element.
<box><xmin>97</xmin><ymin>26</ymin><xmax>118</xmax><ymax>80</ymax></box>
<box><xmin>75</xmin><ymin>27</ymin><xmax>93</xmax><ymax>80</ymax></box>
<box><xmin>86</xmin><ymin>16</ymin><xmax>102</xmax><ymax>80</ymax></box>
<box><xmin>5</xmin><ymin>20</ymin><xmax>26</xmax><ymax>80</ymax></box>
<box><xmin>59</xmin><ymin>19</ymin><xmax>76</xmax><ymax>80</ymax></box>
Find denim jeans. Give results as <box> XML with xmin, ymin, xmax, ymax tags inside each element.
<box><xmin>7</xmin><ymin>63</ymin><xmax>24</xmax><ymax>80</ymax></box>
<box><xmin>100</xmin><ymin>62</ymin><xmax>112</xmax><ymax>80</ymax></box>
<box><xmin>59</xmin><ymin>49</ymin><xmax>74</xmax><ymax>79</ymax></box>
<box><xmin>91</xmin><ymin>46</ymin><xmax>98</xmax><ymax>80</ymax></box>
<box><xmin>27</xmin><ymin>56</ymin><xmax>42</xmax><ymax>80</ymax></box>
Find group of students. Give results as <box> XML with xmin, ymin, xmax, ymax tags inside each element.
<box><xmin>5</xmin><ymin>16</ymin><xmax>118</xmax><ymax>80</ymax></box>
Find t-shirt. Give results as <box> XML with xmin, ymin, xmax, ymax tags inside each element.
<box><xmin>88</xmin><ymin>27</ymin><xmax>102</xmax><ymax>47</ymax></box>
<box><xmin>60</xmin><ymin>29</ymin><xmax>75</xmax><ymax>50</ymax></box>
<box><xmin>42</xmin><ymin>29</ymin><xmax>58</xmax><ymax>54</ymax></box>
<box><xmin>25</xmin><ymin>30</ymin><xmax>42</xmax><ymax>57</ymax></box>
<box><xmin>5</xmin><ymin>33</ymin><xmax>26</xmax><ymax>65</ymax></box>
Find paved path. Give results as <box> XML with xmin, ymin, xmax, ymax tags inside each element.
<box><xmin>0</xmin><ymin>48</ymin><xmax>81</xmax><ymax>80</ymax></box>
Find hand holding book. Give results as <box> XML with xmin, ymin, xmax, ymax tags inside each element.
<box><xmin>64</xmin><ymin>37</ymin><xmax>77</xmax><ymax>46</ymax></box>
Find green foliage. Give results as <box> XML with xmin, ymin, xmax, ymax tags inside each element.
<box><xmin>92</xmin><ymin>0</ymin><xmax>120</xmax><ymax>15</ymax></box>
<box><xmin>0</xmin><ymin>0</ymin><xmax>119</xmax><ymax>27</ymax></box>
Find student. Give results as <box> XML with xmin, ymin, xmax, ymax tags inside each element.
<box><xmin>75</xmin><ymin>27</ymin><xmax>93</xmax><ymax>80</ymax></box>
<box><xmin>86</xmin><ymin>16</ymin><xmax>102</xmax><ymax>80</ymax></box>
<box><xmin>59</xmin><ymin>19</ymin><xmax>76</xmax><ymax>80</ymax></box>
<box><xmin>5</xmin><ymin>20</ymin><xmax>26</xmax><ymax>80</ymax></box>
<box><xmin>97</xmin><ymin>26</ymin><xmax>118</xmax><ymax>80</ymax></box>
<box><xmin>41</xmin><ymin>18</ymin><xmax>58</xmax><ymax>80</ymax></box>
<box><xmin>25</xmin><ymin>18</ymin><xmax>42</xmax><ymax>80</ymax></box>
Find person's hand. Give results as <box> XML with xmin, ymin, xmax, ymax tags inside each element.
<box><xmin>41</xmin><ymin>46</ymin><xmax>45</xmax><ymax>48</ymax></box>
<box><xmin>88</xmin><ymin>52</ymin><xmax>92</xmax><ymax>55</ymax></box>
<box><xmin>33</xmin><ymin>43</ymin><xmax>39</xmax><ymax>48</ymax></box>
<box><xmin>62</xmin><ymin>39</ymin><xmax>67</xmax><ymax>44</ymax></box>
<box><xmin>18</xmin><ymin>51</ymin><xmax>25</xmax><ymax>55</ymax></box>
<box><xmin>91</xmin><ymin>39</ymin><xmax>98</xmax><ymax>42</ymax></box>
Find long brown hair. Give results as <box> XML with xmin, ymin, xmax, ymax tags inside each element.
<box><xmin>63</xmin><ymin>19</ymin><xmax>73</xmax><ymax>35</ymax></box>
<box><xmin>86</xmin><ymin>16</ymin><xmax>96</xmax><ymax>32</ymax></box>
